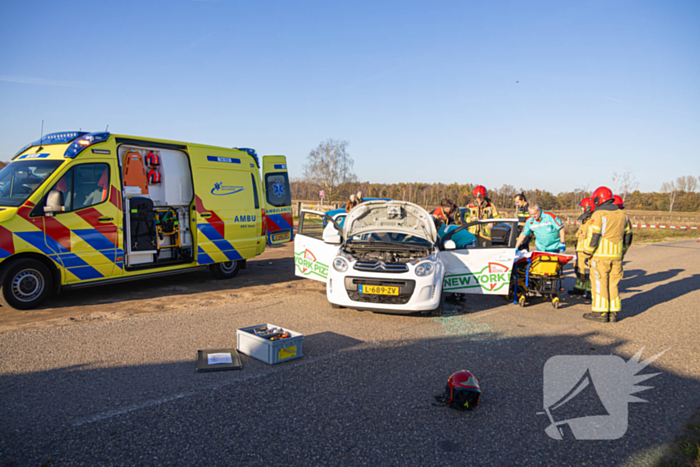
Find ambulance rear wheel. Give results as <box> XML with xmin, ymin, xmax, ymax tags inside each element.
<box><xmin>0</xmin><ymin>259</ymin><xmax>52</xmax><ymax>310</ymax></box>
<box><xmin>209</xmin><ymin>261</ymin><xmax>242</xmax><ymax>280</ymax></box>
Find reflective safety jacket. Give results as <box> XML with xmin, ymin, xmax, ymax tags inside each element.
<box><xmin>466</xmin><ymin>200</ymin><xmax>501</xmax><ymax>237</ymax></box>
<box><xmin>514</xmin><ymin>203</ymin><xmax>529</xmax><ymax>221</ymax></box>
<box><xmin>583</xmin><ymin>203</ymin><xmax>632</xmax><ymax>259</ymax></box>
<box><xmin>575</xmin><ymin>217</ymin><xmax>591</xmax><ymax>252</ymax></box>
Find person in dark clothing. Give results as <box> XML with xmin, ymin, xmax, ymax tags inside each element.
<box><xmin>514</xmin><ymin>193</ymin><xmax>531</xmax><ymax>251</ymax></box>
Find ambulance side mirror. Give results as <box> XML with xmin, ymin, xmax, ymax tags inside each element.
<box><xmin>44</xmin><ymin>190</ymin><xmax>65</xmax><ymax>216</ymax></box>
<box><xmin>444</xmin><ymin>240</ymin><xmax>457</xmax><ymax>250</ymax></box>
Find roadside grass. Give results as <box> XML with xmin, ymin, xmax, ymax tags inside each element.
<box><xmin>657</xmin><ymin>408</ymin><xmax>700</xmax><ymax>467</ymax></box>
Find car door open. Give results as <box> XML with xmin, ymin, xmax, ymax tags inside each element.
<box><xmin>440</xmin><ymin>219</ymin><xmax>519</xmax><ymax>295</ymax></box>
<box><xmin>294</xmin><ymin>210</ymin><xmax>343</xmax><ymax>283</ymax></box>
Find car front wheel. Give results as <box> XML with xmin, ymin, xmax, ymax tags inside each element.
<box><xmin>0</xmin><ymin>259</ymin><xmax>53</xmax><ymax>310</ymax></box>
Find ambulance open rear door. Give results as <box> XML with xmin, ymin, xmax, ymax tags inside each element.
<box><xmin>262</xmin><ymin>156</ymin><xmax>293</xmax><ymax>245</ymax></box>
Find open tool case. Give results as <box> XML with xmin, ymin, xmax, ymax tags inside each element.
<box><xmin>236</xmin><ymin>324</ymin><xmax>304</xmax><ymax>364</ymax></box>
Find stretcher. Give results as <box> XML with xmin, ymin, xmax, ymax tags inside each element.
<box><xmin>508</xmin><ymin>251</ymin><xmax>574</xmax><ymax>309</ymax></box>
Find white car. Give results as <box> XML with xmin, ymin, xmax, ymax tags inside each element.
<box><xmin>294</xmin><ymin>200</ymin><xmax>519</xmax><ymax>316</ymax></box>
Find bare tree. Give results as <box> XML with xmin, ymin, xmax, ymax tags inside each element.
<box><xmin>619</xmin><ymin>167</ymin><xmax>639</xmax><ymax>201</ymax></box>
<box><xmin>660</xmin><ymin>180</ymin><xmax>678</xmax><ymax>214</ymax></box>
<box><xmin>302</xmin><ymin>139</ymin><xmax>357</xmax><ymax>203</ymax></box>
<box><xmin>690</xmin><ymin>176</ymin><xmax>700</xmax><ymax>193</ymax></box>
<box><xmin>676</xmin><ymin>175</ymin><xmax>698</xmax><ymax>193</ymax></box>
<box><xmin>612</xmin><ymin>171</ymin><xmax>619</xmax><ymax>194</ymax></box>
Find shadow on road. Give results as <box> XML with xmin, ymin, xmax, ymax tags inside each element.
<box><xmin>622</xmin><ymin>273</ymin><xmax>700</xmax><ymax>319</ymax></box>
<box><xmin>1</xmin><ymin>330</ymin><xmax>696</xmax><ymax>466</ymax></box>
<box><xmin>40</xmin><ymin>255</ymin><xmax>301</xmax><ymax>311</ymax></box>
<box><xmin>621</xmin><ymin>268</ymin><xmax>684</xmax><ymax>291</ymax></box>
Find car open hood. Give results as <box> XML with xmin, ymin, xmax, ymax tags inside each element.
<box><xmin>343</xmin><ymin>200</ymin><xmax>436</xmax><ymax>243</ymax></box>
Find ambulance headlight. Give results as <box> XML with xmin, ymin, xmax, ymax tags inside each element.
<box><xmin>415</xmin><ymin>262</ymin><xmax>435</xmax><ymax>277</ymax></box>
<box><xmin>333</xmin><ymin>257</ymin><xmax>348</xmax><ymax>273</ymax></box>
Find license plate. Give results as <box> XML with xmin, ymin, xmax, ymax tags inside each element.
<box><xmin>272</xmin><ymin>231</ymin><xmax>291</xmax><ymax>241</ymax></box>
<box><xmin>358</xmin><ymin>285</ymin><xmax>399</xmax><ymax>295</ymax></box>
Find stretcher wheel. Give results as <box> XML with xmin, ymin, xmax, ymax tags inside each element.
<box><xmin>518</xmin><ymin>296</ymin><xmax>526</xmax><ymax>307</ymax></box>
<box><xmin>552</xmin><ymin>297</ymin><xmax>560</xmax><ymax>309</ymax></box>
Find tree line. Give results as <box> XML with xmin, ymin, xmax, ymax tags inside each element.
<box><xmin>295</xmin><ymin>139</ymin><xmax>700</xmax><ymax>213</ymax></box>
<box><xmin>291</xmin><ymin>179</ymin><xmax>700</xmax><ymax>212</ymax></box>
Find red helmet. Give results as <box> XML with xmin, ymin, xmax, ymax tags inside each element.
<box><xmin>473</xmin><ymin>185</ymin><xmax>487</xmax><ymax>198</ymax></box>
<box><xmin>592</xmin><ymin>186</ymin><xmax>613</xmax><ymax>206</ymax></box>
<box><xmin>145</xmin><ymin>151</ymin><xmax>160</xmax><ymax>167</ymax></box>
<box><xmin>147</xmin><ymin>168</ymin><xmax>161</xmax><ymax>184</ymax></box>
<box><xmin>613</xmin><ymin>195</ymin><xmax>624</xmax><ymax>209</ymax></box>
<box><xmin>578</xmin><ymin>197</ymin><xmax>595</xmax><ymax>214</ymax></box>
<box><xmin>435</xmin><ymin>370</ymin><xmax>482</xmax><ymax>411</ymax></box>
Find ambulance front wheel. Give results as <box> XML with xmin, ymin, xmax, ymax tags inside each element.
<box><xmin>0</xmin><ymin>258</ymin><xmax>52</xmax><ymax>310</ymax></box>
<box><xmin>209</xmin><ymin>261</ymin><xmax>242</xmax><ymax>280</ymax></box>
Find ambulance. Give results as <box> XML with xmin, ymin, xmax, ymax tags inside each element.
<box><xmin>0</xmin><ymin>131</ymin><xmax>292</xmax><ymax>309</ymax></box>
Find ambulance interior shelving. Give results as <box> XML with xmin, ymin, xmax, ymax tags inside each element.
<box><xmin>118</xmin><ymin>145</ymin><xmax>194</xmax><ymax>268</ymax></box>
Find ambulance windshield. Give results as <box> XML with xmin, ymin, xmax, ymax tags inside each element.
<box><xmin>0</xmin><ymin>160</ymin><xmax>63</xmax><ymax>207</ymax></box>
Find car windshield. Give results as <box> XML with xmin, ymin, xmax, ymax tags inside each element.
<box><xmin>0</xmin><ymin>160</ymin><xmax>63</xmax><ymax>207</ymax></box>
<box><xmin>348</xmin><ymin>232</ymin><xmax>432</xmax><ymax>247</ymax></box>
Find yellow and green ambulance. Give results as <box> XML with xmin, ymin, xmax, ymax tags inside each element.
<box><xmin>0</xmin><ymin>131</ymin><xmax>292</xmax><ymax>309</ymax></box>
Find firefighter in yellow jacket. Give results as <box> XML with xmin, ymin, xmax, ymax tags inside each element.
<box><xmin>569</xmin><ymin>197</ymin><xmax>595</xmax><ymax>298</ymax></box>
<box><xmin>466</xmin><ymin>186</ymin><xmax>501</xmax><ymax>244</ymax></box>
<box><xmin>581</xmin><ymin>187</ymin><xmax>633</xmax><ymax>323</ymax></box>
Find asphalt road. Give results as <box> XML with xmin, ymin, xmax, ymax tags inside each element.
<box><xmin>1</xmin><ymin>240</ymin><xmax>699</xmax><ymax>466</ymax></box>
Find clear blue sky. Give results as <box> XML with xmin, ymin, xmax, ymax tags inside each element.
<box><xmin>1</xmin><ymin>0</ymin><xmax>698</xmax><ymax>193</ymax></box>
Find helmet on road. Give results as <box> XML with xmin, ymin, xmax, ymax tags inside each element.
<box><xmin>434</xmin><ymin>370</ymin><xmax>481</xmax><ymax>411</ymax></box>
<box><xmin>613</xmin><ymin>195</ymin><xmax>624</xmax><ymax>209</ymax></box>
<box><xmin>592</xmin><ymin>186</ymin><xmax>613</xmax><ymax>206</ymax></box>
<box><xmin>578</xmin><ymin>197</ymin><xmax>596</xmax><ymax>214</ymax></box>
<box><xmin>473</xmin><ymin>186</ymin><xmax>487</xmax><ymax>198</ymax></box>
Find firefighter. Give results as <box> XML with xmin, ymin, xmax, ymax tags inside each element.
<box><xmin>613</xmin><ymin>195</ymin><xmax>624</xmax><ymax>209</ymax></box>
<box><xmin>431</xmin><ymin>198</ymin><xmax>460</xmax><ymax>228</ymax></box>
<box><xmin>466</xmin><ymin>186</ymin><xmax>501</xmax><ymax>244</ymax></box>
<box><xmin>582</xmin><ymin>186</ymin><xmax>633</xmax><ymax>323</ymax></box>
<box><xmin>514</xmin><ymin>193</ymin><xmax>531</xmax><ymax>251</ymax></box>
<box><xmin>569</xmin><ymin>197</ymin><xmax>595</xmax><ymax>298</ymax></box>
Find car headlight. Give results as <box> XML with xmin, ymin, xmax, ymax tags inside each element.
<box><xmin>415</xmin><ymin>262</ymin><xmax>435</xmax><ymax>276</ymax></box>
<box><xmin>333</xmin><ymin>257</ymin><xmax>348</xmax><ymax>273</ymax></box>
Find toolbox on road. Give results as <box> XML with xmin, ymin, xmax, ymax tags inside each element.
<box><xmin>236</xmin><ymin>323</ymin><xmax>303</xmax><ymax>364</ymax></box>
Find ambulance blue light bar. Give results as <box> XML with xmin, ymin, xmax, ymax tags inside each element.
<box><xmin>12</xmin><ymin>131</ymin><xmax>88</xmax><ymax>159</ymax></box>
<box><xmin>64</xmin><ymin>132</ymin><xmax>111</xmax><ymax>158</ymax></box>
<box><xmin>234</xmin><ymin>147</ymin><xmax>260</xmax><ymax>168</ymax></box>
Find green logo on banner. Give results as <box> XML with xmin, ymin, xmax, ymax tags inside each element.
<box><xmin>295</xmin><ymin>249</ymin><xmax>329</xmax><ymax>279</ymax></box>
<box><xmin>443</xmin><ymin>262</ymin><xmax>511</xmax><ymax>292</ymax></box>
